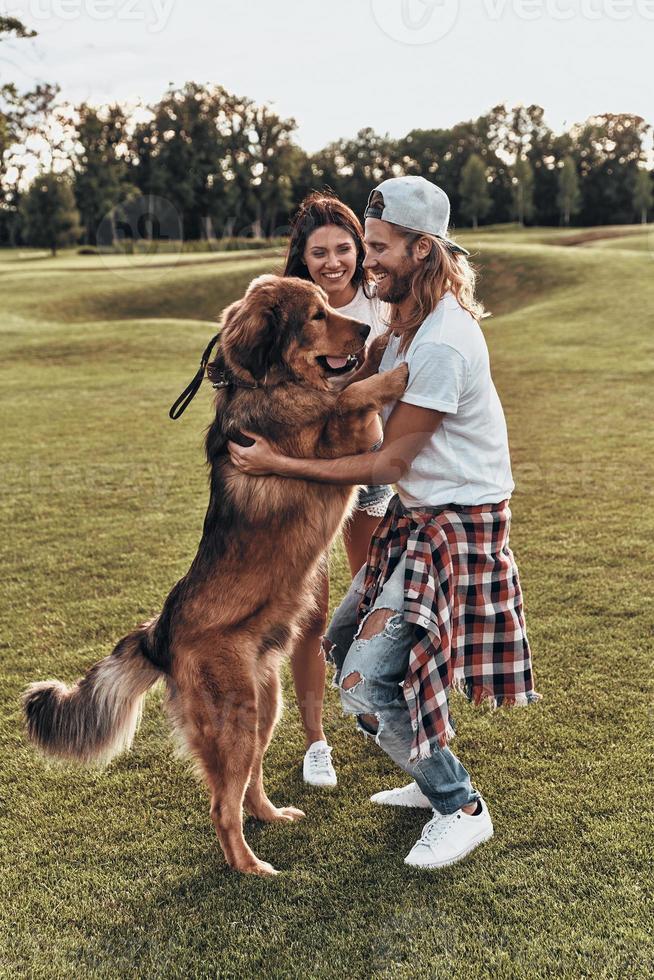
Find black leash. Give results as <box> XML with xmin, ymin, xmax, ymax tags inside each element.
<box><xmin>168</xmin><ymin>333</ymin><xmax>256</xmax><ymax>448</ymax></box>
<box><xmin>169</xmin><ymin>332</ymin><xmax>221</xmax><ymax>420</ymax></box>
<box><xmin>168</xmin><ymin>332</ymin><xmax>258</xmax><ymax>420</ymax></box>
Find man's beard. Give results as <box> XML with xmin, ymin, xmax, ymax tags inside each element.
<box><xmin>382</xmin><ymin>258</ymin><xmax>415</xmax><ymax>304</ymax></box>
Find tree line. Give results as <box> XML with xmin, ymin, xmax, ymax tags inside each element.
<box><xmin>2</xmin><ymin>17</ymin><xmax>653</xmax><ymax>252</ymax></box>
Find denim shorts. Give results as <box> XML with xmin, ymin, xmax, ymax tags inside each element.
<box><xmin>354</xmin><ymin>436</ymin><xmax>394</xmax><ymax>517</ymax></box>
<box><xmin>356</xmin><ymin>484</ymin><xmax>394</xmax><ymax>517</ymax></box>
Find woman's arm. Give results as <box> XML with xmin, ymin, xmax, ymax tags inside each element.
<box><xmin>227</xmin><ymin>402</ymin><xmax>445</xmax><ymax>484</ymax></box>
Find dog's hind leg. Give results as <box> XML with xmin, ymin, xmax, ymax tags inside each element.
<box><xmin>190</xmin><ymin>664</ymin><xmax>279</xmax><ymax>877</ymax></box>
<box><xmin>245</xmin><ymin>664</ymin><xmax>305</xmax><ymax>825</ymax></box>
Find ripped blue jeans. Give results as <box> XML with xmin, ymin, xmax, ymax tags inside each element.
<box><xmin>325</xmin><ymin>560</ymin><xmax>480</xmax><ymax>816</ymax></box>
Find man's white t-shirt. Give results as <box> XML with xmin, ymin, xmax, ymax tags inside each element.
<box><xmin>337</xmin><ymin>285</ymin><xmax>389</xmax><ymax>344</ymax></box>
<box><xmin>378</xmin><ymin>291</ymin><xmax>515</xmax><ymax>508</ymax></box>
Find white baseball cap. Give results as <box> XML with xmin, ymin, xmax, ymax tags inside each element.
<box><xmin>364</xmin><ymin>175</ymin><xmax>469</xmax><ymax>256</ymax></box>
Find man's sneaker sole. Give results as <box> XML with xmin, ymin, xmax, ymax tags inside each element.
<box><xmin>370</xmin><ymin>782</ymin><xmax>432</xmax><ymax>809</ymax></box>
<box><xmin>404</xmin><ymin>826</ymin><xmax>494</xmax><ymax>869</ymax></box>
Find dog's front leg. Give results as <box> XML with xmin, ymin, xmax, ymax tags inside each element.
<box><xmin>336</xmin><ymin>363</ymin><xmax>408</xmax><ymax>416</ymax></box>
<box><xmin>318</xmin><ymin>364</ymin><xmax>408</xmax><ymax>457</ymax></box>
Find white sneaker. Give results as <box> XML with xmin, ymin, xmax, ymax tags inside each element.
<box><xmin>303</xmin><ymin>740</ymin><xmax>337</xmax><ymax>787</ymax></box>
<box><xmin>370</xmin><ymin>781</ymin><xmax>432</xmax><ymax>809</ymax></box>
<box><xmin>404</xmin><ymin>799</ymin><xmax>494</xmax><ymax>869</ymax></box>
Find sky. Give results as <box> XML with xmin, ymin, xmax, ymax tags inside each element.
<box><xmin>5</xmin><ymin>0</ymin><xmax>654</xmax><ymax>152</ymax></box>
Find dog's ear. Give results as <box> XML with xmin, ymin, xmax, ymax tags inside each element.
<box><xmin>220</xmin><ymin>275</ymin><xmax>282</xmax><ymax>381</ymax></box>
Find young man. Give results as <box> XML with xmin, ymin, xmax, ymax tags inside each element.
<box><xmin>228</xmin><ymin>175</ymin><xmax>539</xmax><ymax>869</ymax></box>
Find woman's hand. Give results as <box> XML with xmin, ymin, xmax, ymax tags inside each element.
<box><xmin>227</xmin><ymin>432</ymin><xmax>287</xmax><ymax>477</ymax></box>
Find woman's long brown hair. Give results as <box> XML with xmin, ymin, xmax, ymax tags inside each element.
<box><xmin>283</xmin><ymin>191</ymin><xmax>373</xmax><ymax>297</ymax></box>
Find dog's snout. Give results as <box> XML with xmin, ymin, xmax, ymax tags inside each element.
<box><xmin>358</xmin><ymin>323</ymin><xmax>371</xmax><ymax>342</ymax></box>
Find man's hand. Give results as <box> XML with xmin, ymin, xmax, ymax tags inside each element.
<box><xmin>228</xmin><ymin>432</ymin><xmax>287</xmax><ymax>476</ymax></box>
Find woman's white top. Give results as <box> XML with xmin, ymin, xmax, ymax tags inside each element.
<box><xmin>336</xmin><ymin>285</ymin><xmax>389</xmax><ymax>344</ymax></box>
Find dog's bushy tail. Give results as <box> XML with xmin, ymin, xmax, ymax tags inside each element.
<box><xmin>22</xmin><ymin>624</ymin><xmax>163</xmax><ymax>765</ymax></box>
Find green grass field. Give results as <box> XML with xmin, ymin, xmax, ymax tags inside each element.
<box><xmin>1</xmin><ymin>225</ymin><xmax>653</xmax><ymax>979</ymax></box>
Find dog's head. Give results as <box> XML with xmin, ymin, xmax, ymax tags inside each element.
<box><xmin>214</xmin><ymin>274</ymin><xmax>370</xmax><ymax>391</ymax></box>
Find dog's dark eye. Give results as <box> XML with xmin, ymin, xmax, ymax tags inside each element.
<box><xmin>313</xmin><ymin>310</ymin><xmax>326</xmax><ymax>321</ymax></box>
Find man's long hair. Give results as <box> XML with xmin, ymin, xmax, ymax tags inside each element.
<box><xmin>392</xmin><ymin>230</ymin><xmax>487</xmax><ymax>353</ymax></box>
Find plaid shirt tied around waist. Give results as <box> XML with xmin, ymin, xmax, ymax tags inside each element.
<box><xmin>358</xmin><ymin>494</ymin><xmax>540</xmax><ymax>761</ymax></box>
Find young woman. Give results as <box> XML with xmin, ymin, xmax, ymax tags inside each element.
<box><xmin>282</xmin><ymin>192</ymin><xmax>394</xmax><ymax>787</ymax></box>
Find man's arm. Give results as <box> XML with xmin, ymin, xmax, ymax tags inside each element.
<box><xmin>228</xmin><ymin>401</ymin><xmax>445</xmax><ymax>484</ymax></box>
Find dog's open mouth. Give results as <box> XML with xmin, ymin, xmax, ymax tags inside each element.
<box><xmin>316</xmin><ymin>354</ymin><xmax>359</xmax><ymax>376</ymax></box>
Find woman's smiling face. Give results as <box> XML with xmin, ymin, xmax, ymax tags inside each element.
<box><xmin>303</xmin><ymin>225</ymin><xmax>358</xmax><ymax>301</ymax></box>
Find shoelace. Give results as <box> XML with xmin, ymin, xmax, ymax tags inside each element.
<box><xmin>419</xmin><ymin>811</ymin><xmax>456</xmax><ymax>845</ymax></box>
<box><xmin>307</xmin><ymin>746</ymin><xmax>333</xmax><ymax>774</ymax></box>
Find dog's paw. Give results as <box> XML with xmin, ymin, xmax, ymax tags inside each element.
<box><xmin>242</xmin><ymin>858</ymin><xmax>280</xmax><ymax>877</ymax></box>
<box><xmin>269</xmin><ymin>806</ymin><xmax>306</xmax><ymax>823</ymax></box>
<box><xmin>364</xmin><ymin>333</ymin><xmax>389</xmax><ymax>374</ymax></box>
<box><xmin>385</xmin><ymin>362</ymin><xmax>409</xmax><ymax>398</ymax></box>
<box><xmin>248</xmin><ymin>802</ymin><xmax>306</xmax><ymax>823</ymax></box>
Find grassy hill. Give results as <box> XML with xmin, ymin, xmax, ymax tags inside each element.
<box><xmin>1</xmin><ymin>227</ymin><xmax>652</xmax><ymax>978</ymax></box>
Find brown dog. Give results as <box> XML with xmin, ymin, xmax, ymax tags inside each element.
<box><xmin>23</xmin><ymin>273</ymin><xmax>407</xmax><ymax>876</ymax></box>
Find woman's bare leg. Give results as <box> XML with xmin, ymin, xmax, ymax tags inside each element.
<box><xmin>291</xmin><ymin>510</ymin><xmax>381</xmax><ymax>749</ymax></box>
<box><xmin>290</xmin><ymin>564</ymin><xmax>329</xmax><ymax>749</ymax></box>
<box><xmin>245</xmin><ymin>665</ymin><xmax>305</xmax><ymax>823</ymax></box>
<box><xmin>342</xmin><ymin>509</ymin><xmax>382</xmax><ymax>578</ymax></box>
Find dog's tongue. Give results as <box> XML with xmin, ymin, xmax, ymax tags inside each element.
<box><xmin>326</xmin><ymin>356</ymin><xmax>349</xmax><ymax>369</ymax></box>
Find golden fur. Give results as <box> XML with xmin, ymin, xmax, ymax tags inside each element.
<box><xmin>23</xmin><ymin>274</ymin><xmax>407</xmax><ymax>876</ymax></box>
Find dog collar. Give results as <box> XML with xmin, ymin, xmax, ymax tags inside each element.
<box><xmin>169</xmin><ymin>332</ymin><xmax>266</xmax><ymax>420</ymax></box>
<box><xmin>210</xmin><ymin>371</ymin><xmax>259</xmax><ymax>391</ymax></box>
